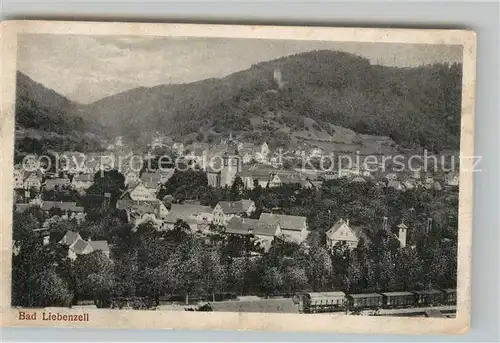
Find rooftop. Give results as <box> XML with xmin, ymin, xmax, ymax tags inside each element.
<box><xmin>259</xmin><ymin>213</ymin><xmax>307</xmax><ymax>232</ymax></box>
<box><xmin>226</xmin><ymin>217</ymin><xmax>278</xmax><ymax>237</ymax></box>
<box><xmin>216</xmin><ymin>199</ymin><xmax>255</xmax><ymax>214</ymax></box>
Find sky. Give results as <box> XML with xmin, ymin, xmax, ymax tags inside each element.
<box><xmin>17</xmin><ymin>34</ymin><xmax>463</xmax><ymax>104</ymax></box>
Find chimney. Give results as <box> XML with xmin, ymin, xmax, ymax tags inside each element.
<box><xmin>426</xmin><ymin>217</ymin><xmax>433</xmax><ymax>234</ymax></box>
<box><xmin>87</xmin><ymin>236</ymin><xmax>91</xmax><ymax>242</ymax></box>
<box><xmin>346</xmin><ymin>219</ymin><xmax>350</xmax><ymax>226</ymax></box>
<box><xmin>398</xmin><ymin>220</ymin><xmax>407</xmax><ymax>248</ymax></box>
<box><xmin>383</xmin><ymin>216</ymin><xmax>388</xmax><ymax>231</ymax></box>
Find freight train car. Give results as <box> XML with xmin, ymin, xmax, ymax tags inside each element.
<box><xmin>413</xmin><ymin>290</ymin><xmax>444</xmax><ymax>306</ymax></box>
<box><xmin>380</xmin><ymin>292</ymin><xmax>416</xmax><ymax>309</ymax></box>
<box><xmin>299</xmin><ymin>292</ymin><xmax>346</xmax><ymax>313</ymax></box>
<box><xmin>347</xmin><ymin>293</ymin><xmax>383</xmax><ymax>309</ymax></box>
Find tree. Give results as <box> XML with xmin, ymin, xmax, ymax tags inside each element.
<box><xmin>230</xmin><ymin>176</ymin><xmax>245</xmax><ymax>201</ymax></box>
<box><xmin>85</xmin><ymin>169</ymin><xmax>125</xmax><ymax>210</ymax></box>
<box><xmin>261</xmin><ymin>266</ymin><xmax>284</xmax><ymax>296</ymax></box>
<box><xmin>30</xmin><ymin>268</ymin><xmax>74</xmax><ymax>307</ymax></box>
<box><xmin>72</xmin><ymin>251</ymin><xmax>114</xmax><ymax>306</ymax></box>
<box><xmin>202</xmin><ymin>247</ymin><xmax>227</xmax><ymax>301</ymax></box>
<box><xmin>308</xmin><ymin>244</ymin><xmax>334</xmax><ymax>291</ymax></box>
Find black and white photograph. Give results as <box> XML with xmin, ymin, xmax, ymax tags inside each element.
<box><xmin>1</xmin><ymin>21</ymin><xmax>476</xmax><ymax>334</ymax></box>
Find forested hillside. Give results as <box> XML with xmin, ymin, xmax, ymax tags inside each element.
<box><xmin>15</xmin><ymin>72</ymin><xmax>105</xmax><ymax>160</ymax></box>
<box><xmin>83</xmin><ymin>50</ymin><xmax>463</xmax><ymax>152</ymax></box>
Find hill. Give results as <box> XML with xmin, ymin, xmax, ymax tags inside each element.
<box><xmin>80</xmin><ymin>50</ymin><xmax>463</xmax><ymax>152</ymax></box>
<box><xmin>15</xmin><ymin>72</ymin><xmax>105</xmax><ymax>160</ymax></box>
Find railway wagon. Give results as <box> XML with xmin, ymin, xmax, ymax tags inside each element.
<box><xmin>347</xmin><ymin>293</ymin><xmax>383</xmax><ymax>309</ymax></box>
<box><xmin>381</xmin><ymin>291</ymin><xmax>416</xmax><ymax>308</ymax></box>
<box><xmin>412</xmin><ymin>290</ymin><xmax>444</xmax><ymax>306</ymax></box>
<box><xmin>442</xmin><ymin>289</ymin><xmax>457</xmax><ymax>305</ymax></box>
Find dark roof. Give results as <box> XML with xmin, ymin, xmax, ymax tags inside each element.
<box><xmin>71</xmin><ymin>238</ymin><xmax>90</xmax><ymax>254</ymax></box>
<box><xmin>164</xmin><ymin>204</ymin><xmax>212</xmax><ymax>224</ymax></box>
<box><xmin>387</xmin><ymin>180</ymin><xmax>402</xmax><ymax>189</ymax></box>
<box><xmin>275</xmin><ymin>171</ymin><xmax>303</xmax><ymax>184</ymax></box>
<box><xmin>140</xmin><ymin>172</ymin><xmax>163</xmax><ymax>188</ymax></box>
<box><xmin>351</xmin><ymin>227</ymin><xmax>371</xmax><ymax>244</ymax></box>
<box><xmin>73</xmin><ymin>174</ymin><xmax>93</xmax><ymax>182</ymax></box>
<box><xmin>44</xmin><ymin>178</ymin><xmax>71</xmax><ymax>187</ymax></box>
<box><xmin>119</xmin><ymin>181</ymin><xmax>157</xmax><ymax>199</ymax></box>
<box><xmin>226</xmin><ymin>217</ymin><xmax>277</xmax><ymax>237</ymax></box>
<box><xmin>327</xmin><ymin>219</ymin><xmax>349</xmax><ymax>236</ymax></box>
<box><xmin>42</xmin><ymin>201</ymin><xmax>84</xmax><ymax>212</ymax></box>
<box><xmin>381</xmin><ymin>292</ymin><xmax>415</xmax><ymax>297</ymax></box>
<box><xmin>208</xmin><ymin>298</ymin><xmax>298</xmax><ymax>314</ymax></box>
<box><xmin>15</xmin><ymin>203</ymin><xmax>30</xmax><ymax>213</ymax></box>
<box><xmin>412</xmin><ymin>290</ymin><xmax>443</xmax><ymax>295</ymax></box>
<box><xmin>89</xmin><ymin>240</ymin><xmax>110</xmax><ymax>252</ymax></box>
<box><xmin>216</xmin><ymin>199</ymin><xmax>254</xmax><ymax>214</ymax></box>
<box><xmin>238</xmin><ymin>167</ymin><xmax>273</xmax><ymax>181</ymax></box>
<box><xmin>259</xmin><ymin>213</ymin><xmax>307</xmax><ymax>232</ymax></box>
<box><xmin>116</xmin><ymin>199</ymin><xmax>164</xmax><ymax>216</ymax></box>
<box><xmin>59</xmin><ymin>230</ymin><xmax>82</xmax><ymax>246</ymax></box>
<box><xmin>348</xmin><ymin>293</ymin><xmax>383</xmax><ymax>299</ymax></box>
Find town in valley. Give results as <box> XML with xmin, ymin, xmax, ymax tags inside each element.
<box><xmin>12</xmin><ymin>36</ymin><xmax>462</xmax><ymax>318</ymax></box>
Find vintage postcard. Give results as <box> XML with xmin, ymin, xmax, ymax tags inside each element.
<box><xmin>0</xmin><ymin>21</ymin><xmax>476</xmax><ymax>334</ymax></box>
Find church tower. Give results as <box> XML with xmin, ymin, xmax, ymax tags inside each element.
<box><xmin>220</xmin><ymin>152</ymin><xmax>241</xmax><ymax>188</ymax></box>
<box><xmin>397</xmin><ymin>220</ymin><xmax>408</xmax><ymax>248</ymax></box>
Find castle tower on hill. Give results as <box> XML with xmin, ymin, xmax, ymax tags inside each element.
<box><xmin>273</xmin><ymin>68</ymin><xmax>284</xmax><ymax>89</ymax></box>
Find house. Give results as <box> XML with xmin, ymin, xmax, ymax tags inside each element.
<box><xmin>401</xmin><ymin>179</ymin><xmax>415</xmax><ymax>190</ymax></box>
<box><xmin>44</xmin><ymin>178</ymin><xmax>71</xmax><ymax>190</ymax></box>
<box><xmin>445</xmin><ymin>172</ymin><xmax>459</xmax><ymax>187</ymax></box>
<box><xmin>432</xmin><ymin>181</ymin><xmax>443</xmax><ymax>191</ymax></box>
<box><xmin>259</xmin><ymin>213</ymin><xmax>309</xmax><ymax>244</ymax></box>
<box><xmin>67</xmin><ymin>237</ymin><xmax>110</xmax><ymax>261</ymax></box>
<box><xmin>225</xmin><ymin>217</ymin><xmax>280</xmax><ymax>252</ymax></box>
<box><xmin>351</xmin><ymin>176</ymin><xmax>366</xmax><ymax>183</ymax></box>
<box><xmin>140</xmin><ymin>172</ymin><xmax>163</xmax><ymax>194</ymax></box>
<box><xmin>124</xmin><ymin>171</ymin><xmax>139</xmax><ymax>186</ymax></box>
<box><xmin>212</xmin><ymin>199</ymin><xmax>256</xmax><ymax>226</ymax></box>
<box><xmin>23</xmin><ymin>173</ymin><xmax>42</xmax><ymax>190</ymax></box>
<box><xmin>237</xmin><ymin>166</ymin><xmax>275</xmax><ymax>189</ymax></box>
<box><xmin>268</xmin><ymin>171</ymin><xmax>303</xmax><ymax>187</ymax></box>
<box><xmin>59</xmin><ymin>230</ymin><xmax>83</xmax><ymax>246</ymax></box>
<box><xmin>172</xmin><ymin>142</ymin><xmax>185</xmax><ymax>156</ymax></box>
<box><xmin>385</xmin><ymin>173</ymin><xmax>398</xmax><ymax>181</ymax></box>
<box><xmin>325</xmin><ymin>219</ymin><xmax>370</xmax><ymax>249</ymax></box>
<box><xmin>120</xmin><ymin>181</ymin><xmax>157</xmax><ymax>201</ymax></box>
<box><xmin>387</xmin><ymin>180</ymin><xmax>403</xmax><ymax>190</ymax></box>
<box><xmin>237</xmin><ymin>143</ymin><xmax>257</xmax><ymax>164</ymax></box>
<box><xmin>72</xmin><ymin>173</ymin><xmax>94</xmax><ymax>190</ymax></box>
<box><xmin>254</xmin><ymin>142</ymin><xmax>270</xmax><ymax>163</ymax></box>
<box><xmin>309</xmin><ymin>147</ymin><xmax>324</xmax><ymax>158</ymax></box>
<box><xmin>162</xmin><ymin>203</ymin><xmax>213</xmax><ymax>232</ymax></box>
<box><xmin>116</xmin><ymin>199</ymin><xmax>169</xmax><ymax>228</ymax></box>
<box><xmin>59</xmin><ymin>152</ymin><xmax>87</xmax><ymax>174</ymax></box>
<box><xmin>13</xmin><ymin>168</ymin><xmax>24</xmax><ymax>189</ymax></box>
<box><xmin>15</xmin><ymin>203</ymin><xmax>31</xmax><ymax>213</ymax></box>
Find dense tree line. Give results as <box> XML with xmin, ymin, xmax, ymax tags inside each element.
<box><xmin>12</xmin><ymin>169</ymin><xmax>458</xmax><ymax>308</ymax></box>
